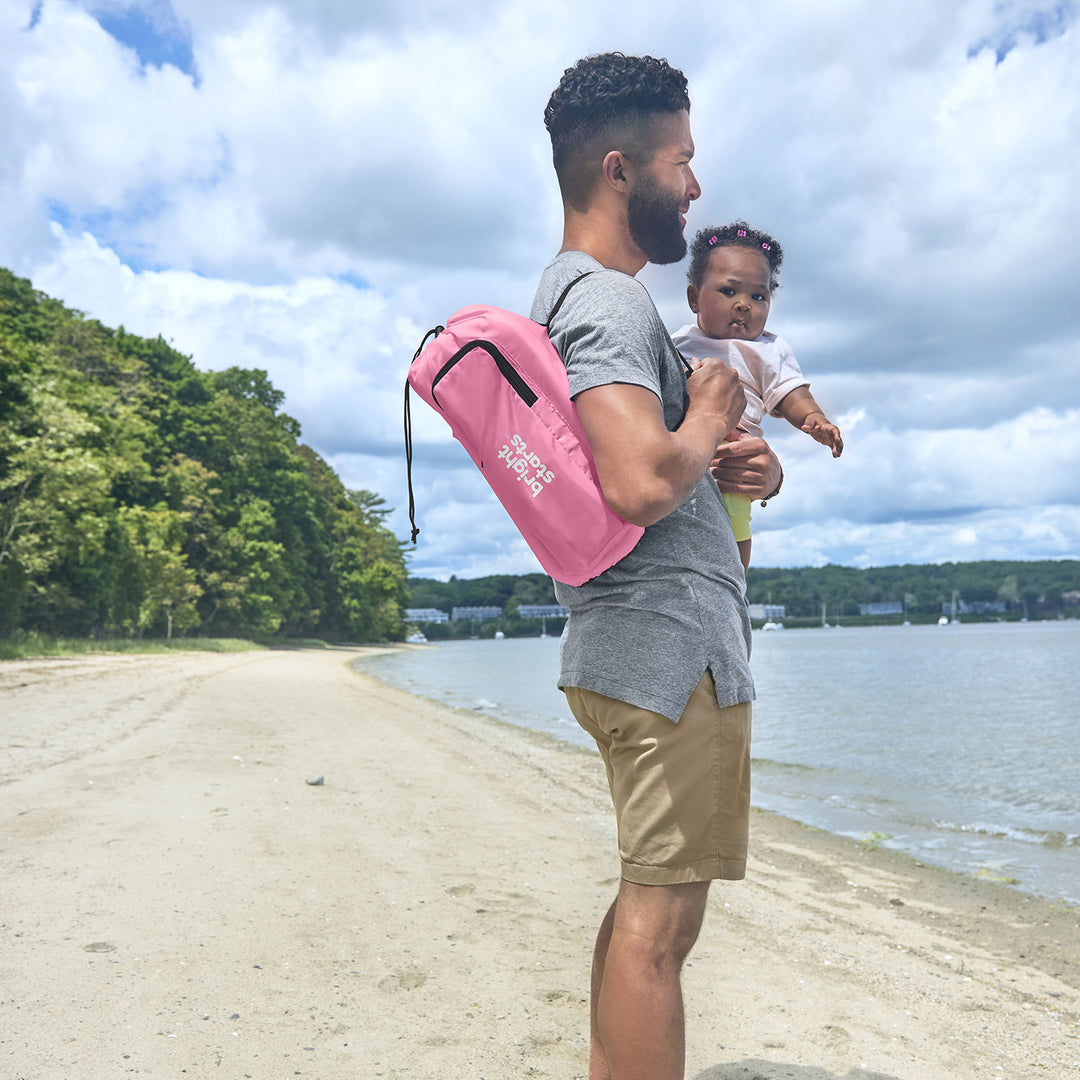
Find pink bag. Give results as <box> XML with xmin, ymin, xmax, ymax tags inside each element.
<box><xmin>405</xmin><ymin>274</ymin><xmax>643</xmax><ymax>586</ymax></box>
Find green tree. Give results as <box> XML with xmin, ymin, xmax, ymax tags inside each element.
<box><xmin>0</xmin><ymin>267</ymin><xmax>410</xmax><ymax>643</ymax></box>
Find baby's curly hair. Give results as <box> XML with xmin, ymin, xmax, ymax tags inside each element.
<box><xmin>687</xmin><ymin>222</ymin><xmax>784</xmax><ymax>292</ymax></box>
<box><xmin>544</xmin><ymin>53</ymin><xmax>690</xmax><ymax>210</ymax></box>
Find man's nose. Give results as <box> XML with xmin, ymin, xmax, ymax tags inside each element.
<box><xmin>686</xmin><ymin>166</ymin><xmax>701</xmax><ymax>201</ymax></box>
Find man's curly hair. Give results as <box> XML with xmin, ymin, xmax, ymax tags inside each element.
<box><xmin>687</xmin><ymin>221</ymin><xmax>784</xmax><ymax>292</ymax></box>
<box><xmin>544</xmin><ymin>53</ymin><xmax>691</xmax><ymax>210</ymax></box>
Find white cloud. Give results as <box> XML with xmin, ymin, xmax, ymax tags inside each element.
<box><xmin>14</xmin><ymin>2</ymin><xmax>216</xmax><ymax>209</ymax></box>
<box><xmin>3</xmin><ymin>0</ymin><xmax>1079</xmax><ymax>577</ymax></box>
<box><xmin>752</xmin><ymin>505</ymin><xmax>1080</xmax><ymax>570</ymax></box>
<box><xmin>763</xmin><ymin>405</ymin><xmax>1080</xmax><ymax>522</ymax></box>
<box><xmin>32</xmin><ymin>227</ymin><xmax>421</xmax><ymax>457</ymax></box>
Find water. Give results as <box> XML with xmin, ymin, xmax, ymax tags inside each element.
<box><xmin>354</xmin><ymin>621</ymin><xmax>1080</xmax><ymax>903</ymax></box>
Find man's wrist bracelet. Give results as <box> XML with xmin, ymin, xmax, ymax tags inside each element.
<box><xmin>760</xmin><ymin>465</ymin><xmax>784</xmax><ymax>507</ymax></box>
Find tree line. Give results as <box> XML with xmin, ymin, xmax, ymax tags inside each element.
<box><xmin>0</xmin><ymin>269</ymin><xmax>407</xmax><ymax>642</ymax></box>
<box><xmin>745</xmin><ymin>560</ymin><xmax>1079</xmax><ymax>620</ymax></box>
<box><xmin>409</xmin><ymin>559</ymin><xmax>1080</xmax><ymax>629</ymax></box>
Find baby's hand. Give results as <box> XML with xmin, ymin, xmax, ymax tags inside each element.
<box><xmin>802</xmin><ymin>414</ymin><xmax>844</xmax><ymax>457</ymax></box>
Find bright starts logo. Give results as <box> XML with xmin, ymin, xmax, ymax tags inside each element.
<box><xmin>497</xmin><ymin>434</ymin><xmax>555</xmax><ymax>498</ymax></box>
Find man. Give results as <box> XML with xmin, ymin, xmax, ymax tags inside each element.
<box><xmin>531</xmin><ymin>53</ymin><xmax>783</xmax><ymax>1080</ymax></box>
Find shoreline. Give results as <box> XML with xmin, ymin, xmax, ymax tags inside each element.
<box><xmin>355</xmin><ymin>638</ymin><xmax>1080</xmax><ymax>909</ymax></box>
<box><xmin>2</xmin><ymin>647</ymin><xmax>1078</xmax><ymax>1079</ymax></box>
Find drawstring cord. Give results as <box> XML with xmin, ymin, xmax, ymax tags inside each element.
<box><xmin>405</xmin><ymin>325</ymin><xmax>443</xmax><ymax>544</ymax></box>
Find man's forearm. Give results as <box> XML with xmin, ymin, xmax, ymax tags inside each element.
<box><xmin>577</xmin><ymin>374</ymin><xmax>744</xmax><ymax>527</ymax></box>
<box><xmin>599</xmin><ymin>410</ymin><xmax>729</xmax><ymax>526</ymax></box>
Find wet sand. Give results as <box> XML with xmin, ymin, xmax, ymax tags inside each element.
<box><xmin>1</xmin><ymin>647</ymin><xmax>1077</xmax><ymax>1079</ymax></box>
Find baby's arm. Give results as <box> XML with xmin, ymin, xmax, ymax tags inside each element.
<box><xmin>776</xmin><ymin>386</ymin><xmax>843</xmax><ymax>457</ymax></box>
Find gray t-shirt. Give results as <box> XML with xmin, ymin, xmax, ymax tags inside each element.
<box><xmin>531</xmin><ymin>251</ymin><xmax>754</xmax><ymax>722</ymax></box>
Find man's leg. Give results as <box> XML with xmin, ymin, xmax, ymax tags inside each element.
<box><xmin>590</xmin><ymin>878</ymin><xmax>711</xmax><ymax>1080</ymax></box>
<box><xmin>588</xmin><ymin>899</ymin><xmax>617</xmax><ymax>1080</ymax></box>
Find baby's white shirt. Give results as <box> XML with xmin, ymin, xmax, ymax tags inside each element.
<box><xmin>669</xmin><ymin>325</ymin><xmax>810</xmax><ymax>440</ymax></box>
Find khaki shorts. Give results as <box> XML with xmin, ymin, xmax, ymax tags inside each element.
<box><xmin>565</xmin><ymin>672</ymin><xmax>751</xmax><ymax>885</ymax></box>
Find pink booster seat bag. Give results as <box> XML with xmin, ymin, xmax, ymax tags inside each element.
<box><xmin>404</xmin><ymin>272</ymin><xmax>643</xmax><ymax>586</ymax></box>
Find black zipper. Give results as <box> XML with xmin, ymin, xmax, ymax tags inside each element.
<box><xmin>430</xmin><ymin>340</ymin><xmax>538</xmax><ymax>409</ymax></box>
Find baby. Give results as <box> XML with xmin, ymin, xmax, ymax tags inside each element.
<box><xmin>671</xmin><ymin>222</ymin><xmax>842</xmax><ymax>571</ymax></box>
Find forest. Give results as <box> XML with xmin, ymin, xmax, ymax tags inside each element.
<box><xmin>0</xmin><ymin>269</ymin><xmax>408</xmax><ymax>643</ymax></box>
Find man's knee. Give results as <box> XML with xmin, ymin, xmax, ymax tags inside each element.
<box><xmin>613</xmin><ymin>880</ymin><xmax>709</xmax><ymax>971</ymax></box>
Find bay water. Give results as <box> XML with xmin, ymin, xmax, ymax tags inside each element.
<box><xmin>353</xmin><ymin>620</ymin><xmax>1080</xmax><ymax>904</ymax></box>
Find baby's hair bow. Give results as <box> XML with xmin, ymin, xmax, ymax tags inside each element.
<box><xmin>761</xmin><ymin>242</ymin><xmax>771</xmax><ymax>251</ymax></box>
<box><xmin>736</xmin><ymin>229</ymin><xmax>746</xmax><ymax>238</ymax></box>
<box><xmin>708</xmin><ymin>235</ymin><xmax>719</xmax><ymax>246</ymax></box>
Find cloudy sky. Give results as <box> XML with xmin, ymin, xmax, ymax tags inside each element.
<box><xmin>3</xmin><ymin>0</ymin><xmax>1078</xmax><ymax>579</ymax></box>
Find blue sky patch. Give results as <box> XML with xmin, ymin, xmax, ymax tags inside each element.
<box><xmin>336</xmin><ymin>271</ymin><xmax>373</xmax><ymax>291</ymax></box>
<box><xmin>96</xmin><ymin>4</ymin><xmax>196</xmax><ymax>76</ymax></box>
<box><xmin>969</xmin><ymin>1</ymin><xmax>1077</xmax><ymax>62</ymax></box>
<box><xmin>47</xmin><ymin>190</ymin><xmax>175</xmax><ymax>275</ymax></box>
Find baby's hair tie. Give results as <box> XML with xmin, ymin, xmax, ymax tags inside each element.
<box><xmin>708</xmin><ymin>235</ymin><xmax>718</xmax><ymax>246</ymax></box>
<box><xmin>761</xmin><ymin>242</ymin><xmax>771</xmax><ymax>251</ymax></box>
<box><xmin>736</xmin><ymin>229</ymin><xmax>746</xmax><ymax>238</ymax></box>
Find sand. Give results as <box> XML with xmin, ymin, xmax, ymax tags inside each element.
<box><xmin>1</xmin><ymin>645</ymin><xmax>1077</xmax><ymax>1080</ymax></box>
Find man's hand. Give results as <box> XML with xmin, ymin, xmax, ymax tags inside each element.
<box><xmin>685</xmin><ymin>356</ymin><xmax>746</xmax><ymax>437</ymax></box>
<box><xmin>711</xmin><ymin>429</ymin><xmax>782</xmax><ymax>500</ymax></box>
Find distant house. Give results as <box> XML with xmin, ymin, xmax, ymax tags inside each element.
<box><xmin>1063</xmin><ymin>590</ymin><xmax>1080</xmax><ymax>607</ymax></box>
<box><xmin>747</xmin><ymin>604</ymin><xmax>786</xmax><ymax>620</ymax></box>
<box><xmin>517</xmin><ymin>604</ymin><xmax>570</xmax><ymax>618</ymax></box>
<box><xmin>859</xmin><ymin>601</ymin><xmax>903</xmax><ymax>616</ymax></box>
<box><xmin>451</xmin><ymin>606</ymin><xmax>504</xmax><ymax>622</ymax></box>
<box><xmin>404</xmin><ymin>608</ymin><xmax>449</xmax><ymax>623</ymax></box>
<box><xmin>940</xmin><ymin>599</ymin><xmax>1006</xmax><ymax>615</ymax></box>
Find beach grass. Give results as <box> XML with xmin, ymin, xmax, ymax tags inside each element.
<box><xmin>0</xmin><ymin>632</ymin><xmax>264</xmax><ymax>661</ymax></box>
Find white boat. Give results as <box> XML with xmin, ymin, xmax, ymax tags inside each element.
<box><xmin>761</xmin><ymin>621</ymin><xmax>784</xmax><ymax>631</ymax></box>
<box><xmin>405</xmin><ymin>632</ymin><xmax>428</xmax><ymax>644</ymax></box>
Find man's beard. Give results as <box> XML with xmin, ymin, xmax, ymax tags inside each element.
<box><xmin>627</xmin><ymin>173</ymin><xmax>687</xmax><ymax>265</ymax></box>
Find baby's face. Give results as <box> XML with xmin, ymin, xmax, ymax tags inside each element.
<box><xmin>689</xmin><ymin>247</ymin><xmax>772</xmax><ymax>340</ymax></box>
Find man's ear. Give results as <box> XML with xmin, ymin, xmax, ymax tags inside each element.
<box><xmin>687</xmin><ymin>283</ymin><xmax>699</xmax><ymax>314</ymax></box>
<box><xmin>601</xmin><ymin>149</ymin><xmax>630</xmax><ymax>192</ymax></box>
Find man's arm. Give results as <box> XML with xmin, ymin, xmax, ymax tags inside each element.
<box><xmin>574</xmin><ymin>357</ymin><xmax>745</xmax><ymax>527</ymax></box>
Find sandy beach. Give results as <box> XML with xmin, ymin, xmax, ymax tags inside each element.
<box><xmin>1</xmin><ymin>647</ymin><xmax>1077</xmax><ymax>1079</ymax></box>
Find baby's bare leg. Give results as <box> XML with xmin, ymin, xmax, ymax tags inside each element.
<box><xmin>737</xmin><ymin>538</ymin><xmax>751</xmax><ymax>572</ymax></box>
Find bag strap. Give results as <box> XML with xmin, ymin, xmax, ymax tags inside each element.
<box><xmin>549</xmin><ymin>269</ymin><xmax>694</xmax><ymax>375</ymax></box>
<box><xmin>405</xmin><ymin>325</ymin><xmax>443</xmax><ymax>544</ymax></box>
<box><xmin>543</xmin><ymin>271</ymin><xmax>593</xmax><ymax>328</ymax></box>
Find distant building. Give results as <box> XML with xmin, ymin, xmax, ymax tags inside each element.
<box><xmin>517</xmin><ymin>604</ymin><xmax>570</xmax><ymax>618</ymax></box>
<box><xmin>747</xmin><ymin>604</ymin><xmax>785</xmax><ymax>620</ymax></box>
<box><xmin>859</xmin><ymin>601</ymin><xmax>903</xmax><ymax>616</ymax></box>
<box><xmin>1063</xmin><ymin>590</ymin><xmax>1080</xmax><ymax>607</ymax></box>
<box><xmin>451</xmin><ymin>606</ymin><xmax>503</xmax><ymax>622</ymax></box>
<box><xmin>941</xmin><ymin>599</ymin><xmax>1006</xmax><ymax>615</ymax></box>
<box><xmin>404</xmin><ymin>608</ymin><xmax>449</xmax><ymax>623</ymax></box>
